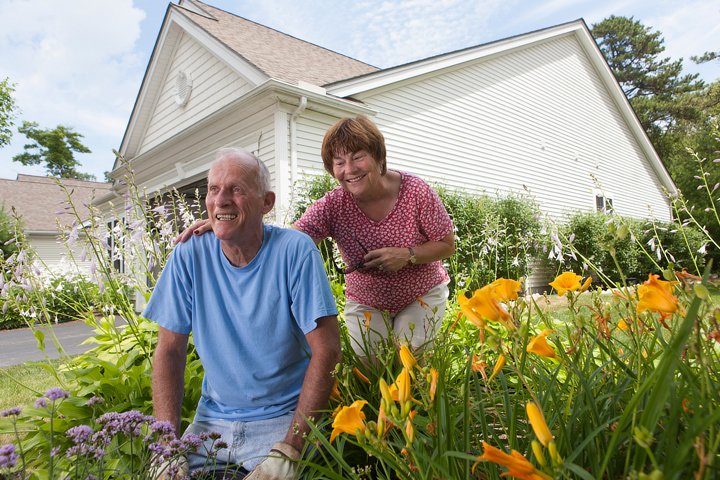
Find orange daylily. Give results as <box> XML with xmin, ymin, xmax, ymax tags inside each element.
<box><xmin>526</xmin><ymin>401</ymin><xmax>553</xmax><ymax>447</ymax></box>
<box><xmin>527</xmin><ymin>329</ymin><xmax>558</xmax><ymax>359</ymax></box>
<box><xmin>637</xmin><ymin>273</ymin><xmax>679</xmax><ymax>315</ymax></box>
<box><xmin>329</xmin><ymin>379</ymin><xmax>341</xmax><ymax>402</ymax></box>
<box><xmin>473</xmin><ymin>442</ymin><xmax>552</xmax><ymax>480</ymax></box>
<box><xmin>363</xmin><ymin>311</ymin><xmax>372</xmax><ymax>328</ymax></box>
<box><xmin>352</xmin><ymin>367</ymin><xmax>370</xmax><ymax>384</ymax></box>
<box><xmin>471</xmin><ymin>353</ymin><xmax>487</xmax><ymax>376</ymax></box>
<box><xmin>395</xmin><ymin>368</ymin><xmax>412</xmax><ymax>406</ymax></box>
<box><xmin>488</xmin><ymin>278</ymin><xmax>522</xmax><ymax>302</ymax></box>
<box><xmin>617</xmin><ymin>319</ymin><xmax>630</xmax><ymax>331</ymax></box>
<box><xmin>330</xmin><ymin>400</ymin><xmax>368</xmax><ymax>442</ymax></box>
<box><xmin>580</xmin><ymin>276</ymin><xmax>593</xmax><ymax>292</ymax></box>
<box><xmin>428</xmin><ymin>368</ymin><xmax>438</xmax><ymax>401</ymax></box>
<box><xmin>458</xmin><ymin>285</ymin><xmax>514</xmax><ymax>330</ymax></box>
<box><xmin>399</xmin><ymin>344</ymin><xmax>418</xmax><ymax>374</ymax></box>
<box><xmin>404</xmin><ymin>415</ymin><xmax>415</xmax><ymax>446</ymax></box>
<box><xmin>488</xmin><ymin>354</ymin><xmax>506</xmax><ymax>381</ymax></box>
<box><xmin>549</xmin><ymin>272</ymin><xmax>585</xmax><ymax>296</ymax></box>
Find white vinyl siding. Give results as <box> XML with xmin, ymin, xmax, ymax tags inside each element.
<box><xmin>139</xmin><ymin>32</ymin><xmax>253</xmax><ymax>154</ymax></box>
<box><xmin>29</xmin><ymin>234</ymin><xmax>94</xmax><ymax>275</ymax></box>
<box><xmin>295</xmin><ymin>112</ymin><xmax>336</xmax><ymax>179</ymax></box>
<box><xmin>134</xmin><ymin>104</ymin><xmax>276</xmax><ymax>191</ymax></box>
<box><xmin>355</xmin><ymin>35</ymin><xmax>672</xmax><ymax>222</ymax></box>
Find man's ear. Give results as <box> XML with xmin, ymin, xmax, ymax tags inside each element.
<box><xmin>262</xmin><ymin>191</ymin><xmax>276</xmax><ymax>214</ymax></box>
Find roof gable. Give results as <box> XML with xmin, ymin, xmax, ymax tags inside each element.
<box><xmin>116</xmin><ymin>0</ymin><xmax>378</xmax><ymax>169</ymax></box>
<box><xmin>178</xmin><ymin>0</ymin><xmax>378</xmax><ymax>86</ymax></box>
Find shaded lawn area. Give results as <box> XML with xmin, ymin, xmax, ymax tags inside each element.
<box><xmin>0</xmin><ymin>360</ymin><xmax>66</xmax><ymax>411</ymax></box>
<box><xmin>0</xmin><ymin>359</ymin><xmax>66</xmax><ymax>443</ymax></box>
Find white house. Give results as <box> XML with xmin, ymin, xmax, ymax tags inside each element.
<box><xmin>0</xmin><ymin>174</ymin><xmax>112</xmax><ymax>273</ymax></box>
<box><xmin>102</xmin><ymin>0</ymin><xmax>677</xmax><ymax>288</ymax></box>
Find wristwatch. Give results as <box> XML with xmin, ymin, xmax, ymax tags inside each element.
<box><xmin>408</xmin><ymin>247</ymin><xmax>417</xmax><ymax>265</ymax></box>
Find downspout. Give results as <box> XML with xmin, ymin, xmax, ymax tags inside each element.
<box><xmin>289</xmin><ymin>96</ymin><xmax>307</xmax><ymax>188</ymax></box>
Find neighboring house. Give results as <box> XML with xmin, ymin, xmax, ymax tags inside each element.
<box><xmin>0</xmin><ymin>174</ymin><xmax>112</xmax><ymax>273</ymax></box>
<box><xmin>103</xmin><ymin>0</ymin><xmax>677</xmax><ymax>289</ymax></box>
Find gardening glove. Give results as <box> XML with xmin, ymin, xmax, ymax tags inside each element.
<box><xmin>150</xmin><ymin>454</ymin><xmax>190</xmax><ymax>480</ymax></box>
<box><xmin>244</xmin><ymin>442</ymin><xmax>301</xmax><ymax>480</ymax></box>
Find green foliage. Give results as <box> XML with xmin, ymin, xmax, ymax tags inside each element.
<box><xmin>0</xmin><ymin>206</ymin><xmax>19</xmax><ymax>260</ymax></box>
<box><xmin>591</xmin><ymin>15</ymin><xmax>704</xmax><ymax>140</ymax></box>
<box><xmin>0</xmin><ymin>77</ymin><xmax>17</xmax><ymax>148</ymax></box>
<box><xmin>0</xmin><ymin>273</ymin><xmax>102</xmax><ymax>330</ymax></box>
<box><xmin>436</xmin><ymin>186</ymin><xmax>543</xmax><ymax>293</ymax></box>
<box><xmin>663</xmin><ymin>113</ymin><xmax>720</xmax><ymax>266</ymax></box>
<box><xmin>290</xmin><ymin>173</ymin><xmax>338</xmax><ymax>223</ymax></box>
<box><xmin>546</xmin><ymin>211</ymin><xmax>706</xmax><ymax>284</ymax></box>
<box><xmin>13</xmin><ymin>121</ymin><xmax>95</xmax><ymax>180</ymax></box>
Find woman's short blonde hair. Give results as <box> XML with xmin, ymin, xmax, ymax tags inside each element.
<box><xmin>321</xmin><ymin>115</ymin><xmax>387</xmax><ymax>176</ymax></box>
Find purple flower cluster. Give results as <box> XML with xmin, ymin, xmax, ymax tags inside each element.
<box><xmin>97</xmin><ymin>410</ymin><xmax>153</xmax><ymax>438</ymax></box>
<box><xmin>0</xmin><ymin>444</ymin><xmax>18</xmax><ymax>469</ymax></box>
<box><xmin>0</xmin><ymin>407</ymin><xmax>21</xmax><ymax>417</ymax></box>
<box><xmin>86</xmin><ymin>396</ymin><xmax>104</xmax><ymax>407</ymax></box>
<box><xmin>33</xmin><ymin>387</ymin><xmax>71</xmax><ymax>409</ymax></box>
<box><xmin>45</xmin><ymin>387</ymin><xmax>70</xmax><ymax>401</ymax></box>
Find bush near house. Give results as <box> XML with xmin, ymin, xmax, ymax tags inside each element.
<box><xmin>0</xmin><ymin>273</ymin><xmax>102</xmax><ymax>330</ymax></box>
<box><xmin>545</xmin><ymin>211</ymin><xmax>706</xmax><ymax>285</ymax></box>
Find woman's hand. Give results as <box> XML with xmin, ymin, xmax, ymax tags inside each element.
<box><xmin>173</xmin><ymin>218</ymin><xmax>212</xmax><ymax>244</ymax></box>
<box><xmin>363</xmin><ymin>247</ymin><xmax>411</xmax><ymax>272</ymax></box>
<box><xmin>362</xmin><ymin>234</ymin><xmax>455</xmax><ymax>272</ymax></box>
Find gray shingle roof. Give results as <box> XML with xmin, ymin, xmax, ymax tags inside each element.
<box><xmin>0</xmin><ymin>175</ymin><xmax>112</xmax><ymax>232</ymax></box>
<box><xmin>176</xmin><ymin>0</ymin><xmax>379</xmax><ymax>86</ymax></box>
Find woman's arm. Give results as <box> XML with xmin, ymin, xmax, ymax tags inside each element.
<box><xmin>362</xmin><ymin>231</ymin><xmax>455</xmax><ymax>272</ymax></box>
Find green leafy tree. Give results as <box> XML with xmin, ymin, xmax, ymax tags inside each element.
<box><xmin>0</xmin><ymin>77</ymin><xmax>18</xmax><ymax>148</ymax></box>
<box><xmin>591</xmin><ymin>16</ymin><xmax>705</xmax><ymax>141</ymax></box>
<box><xmin>13</xmin><ymin>121</ymin><xmax>96</xmax><ymax>180</ymax></box>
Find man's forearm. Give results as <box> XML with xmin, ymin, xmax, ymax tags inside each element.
<box><xmin>284</xmin><ymin>330</ymin><xmax>341</xmax><ymax>450</ymax></box>
<box><xmin>152</xmin><ymin>342</ymin><xmax>187</xmax><ymax>435</ymax></box>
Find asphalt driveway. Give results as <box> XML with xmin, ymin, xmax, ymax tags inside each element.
<box><xmin>0</xmin><ymin>318</ymin><xmax>123</xmax><ymax>367</ymax></box>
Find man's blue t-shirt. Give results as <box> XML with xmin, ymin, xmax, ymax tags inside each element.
<box><xmin>143</xmin><ymin>225</ymin><xmax>338</xmax><ymax>422</ymax></box>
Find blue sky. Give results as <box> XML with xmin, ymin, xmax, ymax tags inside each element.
<box><xmin>0</xmin><ymin>0</ymin><xmax>718</xmax><ymax>181</ymax></box>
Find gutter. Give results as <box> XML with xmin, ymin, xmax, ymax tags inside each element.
<box><xmin>289</xmin><ymin>96</ymin><xmax>308</xmax><ymax>187</ymax></box>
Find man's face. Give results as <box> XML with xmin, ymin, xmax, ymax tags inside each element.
<box><xmin>205</xmin><ymin>158</ymin><xmax>273</xmax><ymax>244</ymax></box>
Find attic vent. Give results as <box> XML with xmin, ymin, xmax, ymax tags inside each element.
<box><xmin>175</xmin><ymin>71</ymin><xmax>192</xmax><ymax>107</ymax></box>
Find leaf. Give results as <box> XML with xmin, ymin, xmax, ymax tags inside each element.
<box><xmin>34</xmin><ymin>329</ymin><xmax>46</xmax><ymax>352</ymax></box>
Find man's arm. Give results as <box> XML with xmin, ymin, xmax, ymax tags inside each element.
<box><xmin>152</xmin><ymin>326</ymin><xmax>190</xmax><ymax>435</ymax></box>
<box><xmin>283</xmin><ymin>315</ymin><xmax>342</xmax><ymax>451</ymax></box>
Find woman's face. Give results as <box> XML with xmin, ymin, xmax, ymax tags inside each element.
<box><xmin>332</xmin><ymin>149</ymin><xmax>381</xmax><ymax>197</ymax></box>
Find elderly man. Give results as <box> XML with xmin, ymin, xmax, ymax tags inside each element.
<box><xmin>145</xmin><ymin>148</ymin><xmax>341</xmax><ymax>479</ymax></box>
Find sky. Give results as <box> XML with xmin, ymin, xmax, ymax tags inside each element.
<box><xmin>0</xmin><ymin>0</ymin><xmax>718</xmax><ymax>182</ymax></box>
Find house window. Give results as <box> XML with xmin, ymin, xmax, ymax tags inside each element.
<box><xmin>595</xmin><ymin>195</ymin><xmax>614</xmax><ymax>213</ymax></box>
<box><xmin>107</xmin><ymin>219</ymin><xmax>126</xmax><ymax>273</ymax></box>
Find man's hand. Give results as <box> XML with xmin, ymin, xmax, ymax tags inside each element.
<box><xmin>150</xmin><ymin>454</ymin><xmax>189</xmax><ymax>480</ymax></box>
<box><xmin>174</xmin><ymin>218</ymin><xmax>212</xmax><ymax>244</ymax></box>
<box><xmin>245</xmin><ymin>442</ymin><xmax>300</xmax><ymax>480</ymax></box>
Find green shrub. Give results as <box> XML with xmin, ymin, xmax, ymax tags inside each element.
<box><xmin>546</xmin><ymin>211</ymin><xmax>707</xmax><ymax>285</ymax></box>
<box><xmin>436</xmin><ymin>187</ymin><xmax>543</xmax><ymax>294</ymax></box>
<box><xmin>1</xmin><ymin>272</ymin><xmax>102</xmax><ymax>330</ymax></box>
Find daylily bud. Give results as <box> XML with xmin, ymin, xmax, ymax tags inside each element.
<box><xmin>526</xmin><ymin>401</ymin><xmax>554</xmax><ymax>447</ymax></box>
<box><xmin>531</xmin><ymin>440</ymin><xmax>547</xmax><ymax>467</ymax></box>
<box><xmin>548</xmin><ymin>440</ymin><xmax>562</xmax><ymax>466</ymax></box>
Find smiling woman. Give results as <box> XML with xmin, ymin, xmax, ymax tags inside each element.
<box><xmin>294</xmin><ymin>115</ymin><xmax>456</xmax><ymax>355</ymax></box>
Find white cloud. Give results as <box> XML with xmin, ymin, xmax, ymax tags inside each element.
<box><xmin>0</xmin><ymin>0</ymin><xmax>146</xmax><ymax>179</ymax></box>
<box><xmin>346</xmin><ymin>0</ymin><xmax>510</xmax><ymax>67</ymax></box>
